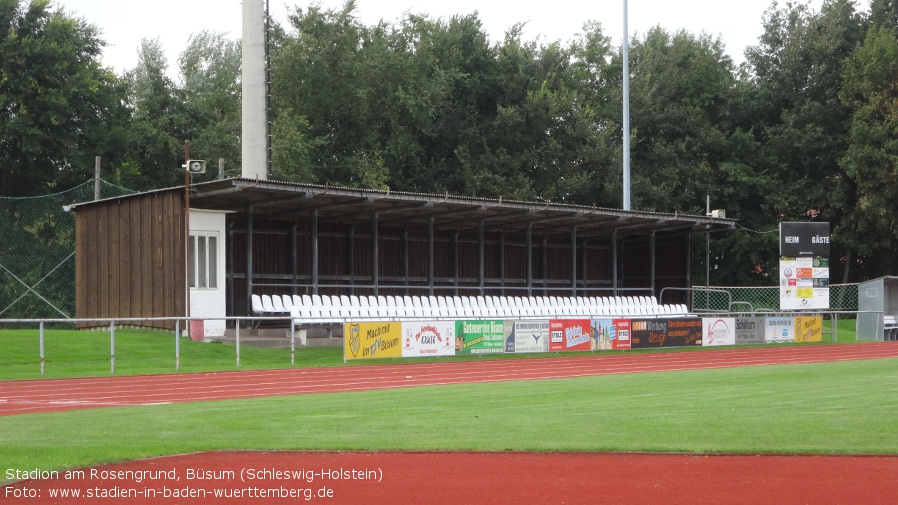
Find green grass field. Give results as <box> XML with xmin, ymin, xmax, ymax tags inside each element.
<box><xmin>3</xmin><ymin>318</ymin><xmax>897</xmax><ymax>484</ymax></box>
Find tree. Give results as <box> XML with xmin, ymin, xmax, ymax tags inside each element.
<box><xmin>122</xmin><ymin>38</ymin><xmax>191</xmax><ymax>190</ymax></box>
<box><xmin>869</xmin><ymin>0</ymin><xmax>898</xmax><ymax>30</ymax></box>
<box><xmin>0</xmin><ymin>0</ymin><xmax>128</xmax><ymax>196</ymax></box>
<box><xmin>622</xmin><ymin>28</ymin><xmax>738</xmax><ymax>215</ymax></box>
<box><xmin>177</xmin><ymin>31</ymin><xmax>242</xmax><ymax>179</ymax></box>
<box><xmin>743</xmin><ymin>0</ymin><xmax>866</xmax><ymax>282</ymax></box>
<box><xmin>839</xmin><ymin>25</ymin><xmax>898</xmax><ymax>277</ymax></box>
<box><xmin>271</xmin><ymin>1</ymin><xmax>373</xmax><ymax>186</ymax></box>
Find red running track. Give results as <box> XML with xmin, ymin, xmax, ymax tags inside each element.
<box><xmin>3</xmin><ymin>343</ymin><xmax>897</xmax><ymax>416</ymax></box>
<box><xmin>5</xmin><ymin>451</ymin><xmax>898</xmax><ymax>505</ymax></box>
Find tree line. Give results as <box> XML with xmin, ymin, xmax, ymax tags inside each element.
<box><xmin>2</xmin><ymin>0</ymin><xmax>897</xmax><ymax>285</ymax></box>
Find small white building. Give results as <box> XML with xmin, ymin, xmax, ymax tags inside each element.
<box><xmin>188</xmin><ymin>209</ymin><xmax>229</xmax><ymax>338</ymax></box>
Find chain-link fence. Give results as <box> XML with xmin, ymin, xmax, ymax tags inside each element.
<box><xmin>690</xmin><ymin>284</ymin><xmax>859</xmax><ymax>312</ymax></box>
<box><xmin>0</xmin><ymin>180</ymin><xmax>136</xmax><ymax>321</ymax></box>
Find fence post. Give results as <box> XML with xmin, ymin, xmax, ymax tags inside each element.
<box><xmin>94</xmin><ymin>157</ymin><xmax>101</xmax><ymax>200</ymax></box>
<box><xmin>175</xmin><ymin>319</ymin><xmax>181</xmax><ymax>371</ymax></box>
<box><xmin>831</xmin><ymin>312</ymin><xmax>838</xmax><ymax>343</ymax></box>
<box><xmin>290</xmin><ymin>322</ymin><xmax>295</xmax><ymax>366</ymax></box>
<box><xmin>39</xmin><ymin>321</ymin><xmax>45</xmax><ymax>378</ymax></box>
<box><xmin>236</xmin><ymin>323</ymin><xmax>241</xmax><ymax>368</ymax></box>
<box><xmin>110</xmin><ymin>320</ymin><xmax>115</xmax><ymax>375</ymax></box>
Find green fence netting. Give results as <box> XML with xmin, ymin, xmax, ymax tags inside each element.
<box><xmin>690</xmin><ymin>284</ymin><xmax>858</xmax><ymax>312</ymax></box>
<box><xmin>0</xmin><ymin>180</ymin><xmax>136</xmax><ymax>321</ymax></box>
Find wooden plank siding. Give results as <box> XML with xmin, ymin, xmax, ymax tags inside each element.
<box><xmin>76</xmin><ymin>190</ymin><xmax>185</xmax><ymax>329</ymax></box>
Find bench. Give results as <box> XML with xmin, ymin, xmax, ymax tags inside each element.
<box><xmin>884</xmin><ymin>315</ymin><xmax>898</xmax><ymax>341</ymax></box>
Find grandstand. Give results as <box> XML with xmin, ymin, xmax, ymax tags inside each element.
<box><xmin>70</xmin><ymin>178</ymin><xmax>734</xmax><ymax>338</ymax></box>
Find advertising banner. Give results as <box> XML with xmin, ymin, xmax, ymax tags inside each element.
<box><xmin>402</xmin><ymin>321</ymin><xmax>456</xmax><ymax>357</ymax></box>
<box><xmin>765</xmin><ymin>317</ymin><xmax>795</xmax><ymax>343</ymax></box>
<box><xmin>344</xmin><ymin>321</ymin><xmax>403</xmax><ymax>360</ymax></box>
<box><xmin>505</xmin><ymin>320</ymin><xmax>550</xmax><ymax>353</ymax></box>
<box><xmin>591</xmin><ymin>319</ymin><xmax>617</xmax><ymax>350</ymax></box>
<box><xmin>794</xmin><ymin>316</ymin><xmax>823</xmax><ymax>342</ymax></box>
<box><xmin>780</xmin><ymin>257</ymin><xmax>830</xmax><ymax>310</ymax></box>
<box><xmin>667</xmin><ymin>318</ymin><xmax>704</xmax><ymax>347</ymax></box>
<box><xmin>735</xmin><ymin>317</ymin><xmax>765</xmax><ymax>345</ymax></box>
<box><xmin>703</xmin><ymin>317</ymin><xmax>736</xmax><ymax>346</ymax></box>
<box><xmin>455</xmin><ymin>320</ymin><xmax>506</xmax><ymax>355</ymax></box>
<box><xmin>631</xmin><ymin>318</ymin><xmax>702</xmax><ymax>349</ymax></box>
<box><xmin>548</xmin><ymin>319</ymin><xmax>592</xmax><ymax>352</ymax></box>
<box><xmin>612</xmin><ymin>319</ymin><xmax>631</xmax><ymax>350</ymax></box>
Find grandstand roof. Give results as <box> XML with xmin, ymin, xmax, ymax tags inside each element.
<box><xmin>183</xmin><ymin>178</ymin><xmax>735</xmax><ymax>237</ymax></box>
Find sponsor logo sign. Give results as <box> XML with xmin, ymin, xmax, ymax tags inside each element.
<box><xmin>703</xmin><ymin>318</ymin><xmax>736</xmax><ymax>346</ymax></box>
<box><xmin>612</xmin><ymin>319</ymin><xmax>631</xmax><ymax>350</ymax></box>
<box><xmin>631</xmin><ymin>318</ymin><xmax>702</xmax><ymax>349</ymax></box>
<box><xmin>403</xmin><ymin>321</ymin><xmax>455</xmax><ymax>357</ymax></box>
<box><xmin>794</xmin><ymin>316</ymin><xmax>823</xmax><ymax>342</ymax></box>
<box><xmin>765</xmin><ymin>317</ymin><xmax>795</xmax><ymax>343</ymax></box>
<box><xmin>548</xmin><ymin>320</ymin><xmax>592</xmax><ymax>352</ymax></box>
<box><xmin>455</xmin><ymin>320</ymin><xmax>506</xmax><ymax>355</ymax></box>
<box><xmin>735</xmin><ymin>317</ymin><xmax>765</xmax><ymax>345</ymax></box>
<box><xmin>780</xmin><ymin>256</ymin><xmax>830</xmax><ymax>310</ymax></box>
<box><xmin>505</xmin><ymin>320</ymin><xmax>549</xmax><ymax>354</ymax></box>
<box><xmin>591</xmin><ymin>319</ymin><xmax>618</xmax><ymax>350</ymax></box>
<box><xmin>344</xmin><ymin>322</ymin><xmax>403</xmax><ymax>360</ymax></box>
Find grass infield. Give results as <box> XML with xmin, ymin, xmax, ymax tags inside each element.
<box><xmin>3</xmin><ymin>319</ymin><xmax>897</xmax><ymax>481</ymax></box>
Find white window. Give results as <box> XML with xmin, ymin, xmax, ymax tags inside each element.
<box><xmin>189</xmin><ymin>233</ymin><xmax>218</xmax><ymax>289</ymax></box>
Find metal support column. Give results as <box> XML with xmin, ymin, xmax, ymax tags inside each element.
<box><xmin>478</xmin><ymin>221</ymin><xmax>485</xmax><ymax>295</ymax></box>
<box><xmin>348</xmin><ymin>225</ymin><xmax>356</xmax><ymax>295</ymax></box>
<box><xmin>499</xmin><ymin>234</ymin><xmax>506</xmax><ymax>296</ymax></box>
<box><xmin>428</xmin><ymin>219</ymin><xmax>435</xmax><ymax>295</ymax></box>
<box><xmin>402</xmin><ymin>226</ymin><xmax>410</xmax><ymax>296</ymax></box>
<box><xmin>582</xmin><ymin>238</ymin><xmax>589</xmax><ymax>297</ymax></box>
<box><xmin>542</xmin><ymin>237</ymin><xmax>548</xmax><ymax>295</ymax></box>
<box><xmin>227</xmin><ymin>221</ymin><xmax>235</xmax><ymax>318</ymax></box>
<box><xmin>244</xmin><ymin>206</ymin><xmax>254</xmax><ymax>321</ymax></box>
<box><xmin>571</xmin><ymin>226</ymin><xmax>578</xmax><ymax>296</ymax></box>
<box><xmin>372</xmin><ymin>213</ymin><xmax>379</xmax><ymax>296</ymax></box>
<box><xmin>612</xmin><ymin>230</ymin><xmax>619</xmax><ymax>296</ymax></box>
<box><xmin>650</xmin><ymin>231</ymin><xmax>656</xmax><ymax>298</ymax></box>
<box><xmin>526</xmin><ymin>224</ymin><xmax>533</xmax><ymax>296</ymax></box>
<box><xmin>453</xmin><ymin>231</ymin><xmax>459</xmax><ymax>295</ymax></box>
<box><xmin>686</xmin><ymin>233</ymin><xmax>693</xmax><ymax>308</ymax></box>
<box><xmin>290</xmin><ymin>222</ymin><xmax>298</xmax><ymax>295</ymax></box>
<box><xmin>311</xmin><ymin>210</ymin><xmax>319</xmax><ymax>294</ymax></box>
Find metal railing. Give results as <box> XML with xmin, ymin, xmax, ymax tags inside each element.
<box><xmin>0</xmin><ymin>316</ymin><xmax>300</xmax><ymax>376</ymax></box>
<box><xmin>2</xmin><ymin>307</ymin><xmax>873</xmax><ymax>378</ymax></box>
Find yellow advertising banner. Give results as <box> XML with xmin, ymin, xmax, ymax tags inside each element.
<box><xmin>344</xmin><ymin>322</ymin><xmax>403</xmax><ymax>360</ymax></box>
<box><xmin>794</xmin><ymin>316</ymin><xmax>823</xmax><ymax>342</ymax></box>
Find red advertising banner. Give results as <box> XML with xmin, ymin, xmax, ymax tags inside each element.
<box><xmin>613</xmin><ymin>319</ymin><xmax>632</xmax><ymax>350</ymax></box>
<box><xmin>548</xmin><ymin>319</ymin><xmax>592</xmax><ymax>352</ymax></box>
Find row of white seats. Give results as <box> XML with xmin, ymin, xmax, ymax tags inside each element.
<box><xmin>251</xmin><ymin>294</ymin><xmax>689</xmax><ymax>326</ymax></box>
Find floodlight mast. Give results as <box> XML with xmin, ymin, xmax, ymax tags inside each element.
<box><xmin>242</xmin><ymin>0</ymin><xmax>268</xmax><ymax>180</ymax></box>
<box><xmin>622</xmin><ymin>0</ymin><xmax>631</xmax><ymax>211</ymax></box>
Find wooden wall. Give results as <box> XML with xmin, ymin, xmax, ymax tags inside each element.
<box><xmin>76</xmin><ymin>190</ymin><xmax>185</xmax><ymax>329</ymax></box>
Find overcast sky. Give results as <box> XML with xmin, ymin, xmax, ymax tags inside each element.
<box><xmin>57</xmin><ymin>0</ymin><xmax>825</xmax><ymax>75</ymax></box>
